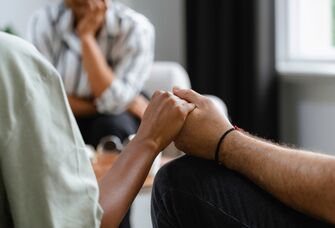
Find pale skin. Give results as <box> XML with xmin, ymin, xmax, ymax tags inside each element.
<box><xmin>65</xmin><ymin>0</ymin><xmax>148</xmax><ymax>119</ymax></box>
<box><xmin>172</xmin><ymin>88</ymin><xmax>335</xmax><ymax>225</ymax></box>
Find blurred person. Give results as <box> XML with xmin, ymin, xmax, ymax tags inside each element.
<box><xmin>27</xmin><ymin>0</ymin><xmax>155</xmax><ymax>148</ymax></box>
<box><xmin>0</xmin><ymin>32</ymin><xmax>193</xmax><ymax>228</ymax></box>
<box><xmin>151</xmin><ymin>88</ymin><xmax>335</xmax><ymax>228</ymax></box>
<box><xmin>27</xmin><ymin>1</ymin><xmax>154</xmax><ymax>226</ymax></box>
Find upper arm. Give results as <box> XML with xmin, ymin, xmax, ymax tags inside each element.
<box><xmin>96</xmin><ymin>18</ymin><xmax>155</xmax><ymax>114</ymax></box>
<box><xmin>0</xmin><ymin>55</ymin><xmax>102</xmax><ymax>227</ymax></box>
<box><xmin>113</xmin><ymin>18</ymin><xmax>155</xmax><ymax>85</ymax></box>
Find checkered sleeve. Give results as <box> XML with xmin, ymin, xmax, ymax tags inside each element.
<box><xmin>95</xmin><ymin>18</ymin><xmax>155</xmax><ymax>114</ymax></box>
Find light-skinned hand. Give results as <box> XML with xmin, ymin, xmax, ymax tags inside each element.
<box><xmin>173</xmin><ymin>88</ymin><xmax>233</xmax><ymax>160</ymax></box>
<box><xmin>76</xmin><ymin>0</ymin><xmax>108</xmax><ymax>38</ymax></box>
<box><xmin>136</xmin><ymin>91</ymin><xmax>196</xmax><ymax>155</ymax></box>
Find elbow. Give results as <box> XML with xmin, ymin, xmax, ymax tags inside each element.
<box><xmin>96</xmin><ymin>102</ymin><xmax>125</xmax><ymax>115</ymax></box>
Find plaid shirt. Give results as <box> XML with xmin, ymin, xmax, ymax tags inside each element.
<box><xmin>27</xmin><ymin>1</ymin><xmax>155</xmax><ymax>114</ymax></box>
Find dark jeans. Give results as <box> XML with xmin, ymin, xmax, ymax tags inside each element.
<box><xmin>76</xmin><ymin>113</ymin><xmax>139</xmax><ymax>228</ymax></box>
<box><xmin>151</xmin><ymin>156</ymin><xmax>334</xmax><ymax>228</ymax></box>
<box><xmin>76</xmin><ymin>112</ymin><xmax>139</xmax><ymax>148</ymax></box>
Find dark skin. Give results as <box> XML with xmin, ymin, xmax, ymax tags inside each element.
<box><xmin>90</xmin><ymin>90</ymin><xmax>195</xmax><ymax>227</ymax></box>
<box><xmin>65</xmin><ymin>0</ymin><xmax>148</xmax><ymax>119</ymax></box>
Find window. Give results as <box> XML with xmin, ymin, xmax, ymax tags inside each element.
<box><xmin>276</xmin><ymin>0</ymin><xmax>335</xmax><ymax>75</ymax></box>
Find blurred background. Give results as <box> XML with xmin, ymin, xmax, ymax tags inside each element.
<box><xmin>2</xmin><ymin>0</ymin><xmax>335</xmax><ymax>227</ymax></box>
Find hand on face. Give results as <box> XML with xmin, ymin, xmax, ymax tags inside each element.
<box><xmin>173</xmin><ymin>88</ymin><xmax>233</xmax><ymax>160</ymax></box>
<box><xmin>75</xmin><ymin>0</ymin><xmax>108</xmax><ymax>38</ymax></box>
<box><xmin>136</xmin><ymin>91</ymin><xmax>196</xmax><ymax>154</ymax></box>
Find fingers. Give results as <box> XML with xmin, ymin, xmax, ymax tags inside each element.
<box><xmin>87</xmin><ymin>0</ymin><xmax>106</xmax><ymax>13</ymax></box>
<box><xmin>181</xmin><ymin>102</ymin><xmax>196</xmax><ymax>115</ymax></box>
<box><xmin>88</xmin><ymin>0</ymin><xmax>94</xmax><ymax>11</ymax></box>
<box><xmin>150</xmin><ymin>91</ymin><xmax>196</xmax><ymax>119</ymax></box>
<box><xmin>151</xmin><ymin>90</ymin><xmax>165</xmax><ymax>100</ymax></box>
<box><xmin>173</xmin><ymin>88</ymin><xmax>203</xmax><ymax>105</ymax></box>
<box><xmin>104</xmin><ymin>0</ymin><xmax>110</xmax><ymax>8</ymax></box>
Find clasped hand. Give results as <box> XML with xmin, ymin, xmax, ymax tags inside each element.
<box><xmin>137</xmin><ymin>88</ymin><xmax>232</xmax><ymax>160</ymax></box>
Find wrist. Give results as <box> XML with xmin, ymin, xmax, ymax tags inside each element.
<box><xmin>218</xmin><ymin>129</ymin><xmax>241</xmax><ymax>167</ymax></box>
<box><xmin>79</xmin><ymin>33</ymin><xmax>95</xmax><ymax>43</ymax></box>
<box><xmin>130</xmin><ymin>135</ymin><xmax>161</xmax><ymax>157</ymax></box>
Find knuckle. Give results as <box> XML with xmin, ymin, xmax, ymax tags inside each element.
<box><xmin>175</xmin><ymin>105</ymin><xmax>186</xmax><ymax>117</ymax></box>
<box><xmin>162</xmin><ymin>91</ymin><xmax>171</xmax><ymax>98</ymax></box>
<box><xmin>206</xmin><ymin>98</ymin><xmax>215</xmax><ymax>107</ymax></box>
<box><xmin>168</xmin><ymin>96</ymin><xmax>176</xmax><ymax>103</ymax></box>
<box><xmin>153</xmin><ymin>90</ymin><xmax>163</xmax><ymax>98</ymax></box>
<box><xmin>185</xmin><ymin>90</ymin><xmax>192</xmax><ymax>97</ymax></box>
<box><xmin>200</xmin><ymin>97</ymin><xmax>211</xmax><ymax>106</ymax></box>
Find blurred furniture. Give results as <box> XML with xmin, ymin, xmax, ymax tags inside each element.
<box><xmin>144</xmin><ymin>61</ymin><xmax>228</xmax><ymax>117</ymax></box>
<box><xmin>143</xmin><ymin>62</ymin><xmax>191</xmax><ymax>95</ymax></box>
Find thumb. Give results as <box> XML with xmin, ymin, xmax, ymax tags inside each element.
<box><xmin>173</xmin><ymin>88</ymin><xmax>203</xmax><ymax>105</ymax></box>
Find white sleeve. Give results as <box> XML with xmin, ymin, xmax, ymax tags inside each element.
<box><xmin>95</xmin><ymin>20</ymin><xmax>155</xmax><ymax>114</ymax></box>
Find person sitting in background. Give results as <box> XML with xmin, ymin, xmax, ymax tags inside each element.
<box><xmin>151</xmin><ymin>88</ymin><xmax>335</xmax><ymax>228</ymax></box>
<box><xmin>27</xmin><ymin>0</ymin><xmax>154</xmax><ymax>147</ymax></box>
<box><xmin>27</xmin><ymin>1</ymin><xmax>154</xmax><ymax>226</ymax></box>
<box><xmin>0</xmin><ymin>32</ymin><xmax>193</xmax><ymax>228</ymax></box>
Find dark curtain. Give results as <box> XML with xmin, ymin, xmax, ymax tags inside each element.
<box><xmin>186</xmin><ymin>0</ymin><xmax>278</xmax><ymax>140</ymax></box>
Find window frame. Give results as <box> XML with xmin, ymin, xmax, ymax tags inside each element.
<box><xmin>276</xmin><ymin>0</ymin><xmax>335</xmax><ymax>76</ymax></box>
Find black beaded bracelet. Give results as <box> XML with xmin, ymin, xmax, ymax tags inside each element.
<box><xmin>214</xmin><ymin>126</ymin><xmax>237</xmax><ymax>164</ymax></box>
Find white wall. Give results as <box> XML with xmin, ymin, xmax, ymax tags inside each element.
<box><xmin>121</xmin><ymin>0</ymin><xmax>186</xmax><ymax>66</ymax></box>
<box><xmin>280</xmin><ymin>76</ymin><xmax>335</xmax><ymax>155</ymax></box>
<box><xmin>0</xmin><ymin>0</ymin><xmax>56</xmax><ymax>36</ymax></box>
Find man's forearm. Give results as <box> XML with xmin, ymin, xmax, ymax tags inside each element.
<box><xmin>221</xmin><ymin>131</ymin><xmax>335</xmax><ymax>224</ymax></box>
<box><xmin>80</xmin><ymin>35</ymin><xmax>114</xmax><ymax>98</ymax></box>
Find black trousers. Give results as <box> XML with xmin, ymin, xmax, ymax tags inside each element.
<box><xmin>76</xmin><ymin>112</ymin><xmax>139</xmax><ymax>228</ymax></box>
<box><xmin>151</xmin><ymin>156</ymin><xmax>334</xmax><ymax>228</ymax></box>
<box><xmin>76</xmin><ymin>112</ymin><xmax>139</xmax><ymax>148</ymax></box>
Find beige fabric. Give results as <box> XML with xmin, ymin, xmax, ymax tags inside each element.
<box><xmin>0</xmin><ymin>32</ymin><xmax>102</xmax><ymax>228</ymax></box>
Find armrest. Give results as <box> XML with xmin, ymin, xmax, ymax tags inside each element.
<box><xmin>143</xmin><ymin>62</ymin><xmax>191</xmax><ymax>97</ymax></box>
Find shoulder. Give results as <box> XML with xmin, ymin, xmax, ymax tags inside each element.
<box><xmin>111</xmin><ymin>2</ymin><xmax>154</xmax><ymax>35</ymax></box>
<box><xmin>0</xmin><ymin>32</ymin><xmax>39</xmax><ymax>58</ymax></box>
<box><xmin>0</xmin><ymin>32</ymin><xmax>62</xmax><ymax>132</ymax></box>
<box><xmin>29</xmin><ymin>2</ymin><xmax>67</xmax><ymax>29</ymax></box>
<box><xmin>0</xmin><ymin>32</ymin><xmax>60</xmax><ymax>82</ymax></box>
<box><xmin>27</xmin><ymin>2</ymin><xmax>69</xmax><ymax>46</ymax></box>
